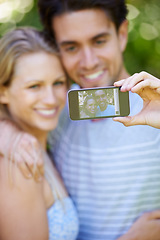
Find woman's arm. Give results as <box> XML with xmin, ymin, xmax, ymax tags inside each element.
<box><xmin>113</xmin><ymin>71</ymin><xmax>160</xmax><ymax>129</ymax></box>
<box><xmin>0</xmin><ymin>155</ymin><xmax>48</xmax><ymax>240</ymax></box>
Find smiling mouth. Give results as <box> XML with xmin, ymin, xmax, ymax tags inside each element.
<box><xmin>36</xmin><ymin>109</ymin><xmax>56</xmax><ymax>117</ymax></box>
<box><xmin>84</xmin><ymin>70</ymin><xmax>104</xmax><ymax>81</ymax></box>
<box><xmin>100</xmin><ymin>102</ymin><xmax>105</xmax><ymax>106</ymax></box>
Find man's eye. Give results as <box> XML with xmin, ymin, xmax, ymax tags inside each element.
<box><xmin>65</xmin><ymin>46</ymin><xmax>76</xmax><ymax>52</ymax></box>
<box><xmin>95</xmin><ymin>39</ymin><xmax>106</xmax><ymax>45</ymax></box>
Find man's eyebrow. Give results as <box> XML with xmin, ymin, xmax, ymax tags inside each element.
<box><xmin>59</xmin><ymin>41</ymin><xmax>77</xmax><ymax>47</ymax></box>
<box><xmin>92</xmin><ymin>32</ymin><xmax>110</xmax><ymax>40</ymax></box>
<box><xmin>59</xmin><ymin>33</ymin><xmax>110</xmax><ymax>47</ymax></box>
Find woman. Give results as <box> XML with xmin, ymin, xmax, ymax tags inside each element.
<box><xmin>0</xmin><ymin>27</ymin><xmax>79</xmax><ymax>240</ymax></box>
<box><xmin>80</xmin><ymin>95</ymin><xmax>98</xmax><ymax>118</ymax></box>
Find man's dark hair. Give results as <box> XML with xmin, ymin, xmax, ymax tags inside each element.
<box><xmin>38</xmin><ymin>0</ymin><xmax>128</xmax><ymax>42</ymax></box>
<box><xmin>93</xmin><ymin>89</ymin><xmax>107</xmax><ymax>97</ymax></box>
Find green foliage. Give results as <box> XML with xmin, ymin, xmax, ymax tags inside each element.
<box><xmin>0</xmin><ymin>0</ymin><xmax>159</xmax><ymax>77</ymax></box>
<box><xmin>16</xmin><ymin>1</ymin><xmax>42</xmax><ymax>30</ymax></box>
<box><xmin>125</xmin><ymin>0</ymin><xmax>160</xmax><ymax>77</ymax></box>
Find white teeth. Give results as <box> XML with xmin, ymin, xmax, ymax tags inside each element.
<box><xmin>85</xmin><ymin>71</ymin><xmax>103</xmax><ymax>80</ymax></box>
<box><xmin>37</xmin><ymin>109</ymin><xmax>56</xmax><ymax>116</ymax></box>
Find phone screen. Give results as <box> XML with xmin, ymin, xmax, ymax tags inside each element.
<box><xmin>68</xmin><ymin>86</ymin><xmax>130</xmax><ymax>120</ymax></box>
<box><xmin>78</xmin><ymin>88</ymin><xmax>120</xmax><ymax>119</ymax></box>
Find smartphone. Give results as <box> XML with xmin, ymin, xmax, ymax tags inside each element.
<box><xmin>68</xmin><ymin>86</ymin><xmax>130</xmax><ymax>120</ymax></box>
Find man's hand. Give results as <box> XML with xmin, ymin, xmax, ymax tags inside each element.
<box><xmin>113</xmin><ymin>71</ymin><xmax>160</xmax><ymax>129</ymax></box>
<box><xmin>117</xmin><ymin>210</ymin><xmax>160</xmax><ymax>240</ymax></box>
<box><xmin>0</xmin><ymin>120</ymin><xmax>44</xmax><ymax>181</ymax></box>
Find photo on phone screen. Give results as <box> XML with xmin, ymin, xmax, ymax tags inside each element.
<box><xmin>68</xmin><ymin>87</ymin><xmax>130</xmax><ymax>120</ymax></box>
<box><xmin>78</xmin><ymin>88</ymin><xmax>119</xmax><ymax>118</ymax></box>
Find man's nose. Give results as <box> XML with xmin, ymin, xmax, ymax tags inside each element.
<box><xmin>80</xmin><ymin>47</ymin><xmax>99</xmax><ymax>70</ymax></box>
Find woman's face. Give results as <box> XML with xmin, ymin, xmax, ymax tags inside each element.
<box><xmin>2</xmin><ymin>52</ymin><xmax>67</xmax><ymax>136</ymax></box>
<box><xmin>85</xmin><ymin>98</ymin><xmax>97</xmax><ymax>115</ymax></box>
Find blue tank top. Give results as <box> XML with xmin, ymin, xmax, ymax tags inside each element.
<box><xmin>47</xmin><ymin>197</ymin><xmax>79</xmax><ymax>240</ymax></box>
<box><xmin>44</xmin><ymin>152</ymin><xmax>79</xmax><ymax>240</ymax></box>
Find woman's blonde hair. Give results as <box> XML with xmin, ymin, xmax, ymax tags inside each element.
<box><xmin>0</xmin><ymin>27</ymin><xmax>68</xmax><ymax>119</ymax></box>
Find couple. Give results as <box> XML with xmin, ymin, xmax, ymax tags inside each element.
<box><xmin>1</xmin><ymin>0</ymin><xmax>160</xmax><ymax>240</ymax></box>
<box><xmin>81</xmin><ymin>89</ymin><xmax>115</xmax><ymax>118</ymax></box>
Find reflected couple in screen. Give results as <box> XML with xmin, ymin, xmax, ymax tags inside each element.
<box><xmin>79</xmin><ymin>89</ymin><xmax>117</xmax><ymax>119</ymax></box>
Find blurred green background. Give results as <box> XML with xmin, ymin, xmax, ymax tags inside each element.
<box><xmin>0</xmin><ymin>0</ymin><xmax>159</xmax><ymax>78</ymax></box>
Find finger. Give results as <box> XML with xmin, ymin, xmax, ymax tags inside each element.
<box><xmin>18</xmin><ymin>161</ymin><xmax>32</xmax><ymax>179</ymax></box>
<box><xmin>7</xmin><ymin>132</ymin><xmax>23</xmax><ymax>163</ymax></box>
<box><xmin>114</xmin><ymin>79</ymin><xmax>125</xmax><ymax>86</ymax></box>
<box><xmin>33</xmin><ymin>146</ymin><xmax>44</xmax><ymax>172</ymax></box>
<box><xmin>17</xmin><ymin>159</ymin><xmax>43</xmax><ymax>182</ymax></box>
<box><xmin>0</xmin><ymin>152</ymin><xmax>4</xmax><ymax>158</ymax></box>
<box><xmin>114</xmin><ymin>77</ymin><xmax>133</xmax><ymax>91</ymax></box>
<box><xmin>21</xmin><ymin>156</ymin><xmax>43</xmax><ymax>182</ymax></box>
<box><xmin>113</xmin><ymin>116</ymin><xmax>134</xmax><ymax>126</ymax></box>
<box><xmin>14</xmin><ymin>150</ymin><xmax>36</xmax><ymax>179</ymax></box>
<box><xmin>13</xmin><ymin>139</ymin><xmax>43</xmax><ymax>181</ymax></box>
<box><xmin>137</xmin><ymin>71</ymin><xmax>159</xmax><ymax>82</ymax></box>
<box><xmin>32</xmin><ymin>168</ymin><xmax>43</xmax><ymax>182</ymax></box>
<box><xmin>6</xmin><ymin>131</ymin><xmax>44</xmax><ymax>181</ymax></box>
<box><xmin>121</xmin><ymin>74</ymin><xmax>138</xmax><ymax>91</ymax></box>
<box><xmin>37</xmin><ymin>161</ymin><xmax>44</xmax><ymax>176</ymax></box>
<box><xmin>114</xmin><ymin>74</ymin><xmax>139</xmax><ymax>92</ymax></box>
<box><xmin>18</xmin><ymin>159</ymin><xmax>42</xmax><ymax>182</ymax></box>
<box><xmin>31</xmin><ymin>144</ymin><xmax>44</xmax><ymax>178</ymax></box>
<box><xmin>120</xmin><ymin>73</ymin><xmax>144</xmax><ymax>92</ymax></box>
<box><xmin>115</xmin><ymin>71</ymin><xmax>157</xmax><ymax>93</ymax></box>
<box><xmin>122</xmin><ymin>71</ymin><xmax>160</xmax><ymax>93</ymax></box>
<box><xmin>144</xmin><ymin>210</ymin><xmax>160</xmax><ymax>220</ymax></box>
<box><xmin>17</xmin><ymin>134</ymin><xmax>44</xmax><ymax>179</ymax></box>
<box><xmin>131</xmin><ymin>78</ymin><xmax>160</xmax><ymax>94</ymax></box>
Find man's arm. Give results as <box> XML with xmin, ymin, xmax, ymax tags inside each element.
<box><xmin>113</xmin><ymin>71</ymin><xmax>160</xmax><ymax>129</ymax></box>
<box><xmin>114</xmin><ymin>71</ymin><xmax>160</xmax><ymax>240</ymax></box>
<box><xmin>0</xmin><ymin>120</ymin><xmax>44</xmax><ymax>180</ymax></box>
<box><xmin>117</xmin><ymin>210</ymin><xmax>160</xmax><ymax>240</ymax></box>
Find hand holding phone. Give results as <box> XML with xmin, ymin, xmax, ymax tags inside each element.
<box><xmin>68</xmin><ymin>86</ymin><xmax>130</xmax><ymax>120</ymax></box>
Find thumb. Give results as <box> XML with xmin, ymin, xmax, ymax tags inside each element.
<box><xmin>113</xmin><ymin>115</ymin><xmax>145</xmax><ymax>127</ymax></box>
<box><xmin>146</xmin><ymin>210</ymin><xmax>160</xmax><ymax>220</ymax></box>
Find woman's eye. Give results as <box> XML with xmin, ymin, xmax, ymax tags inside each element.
<box><xmin>53</xmin><ymin>81</ymin><xmax>65</xmax><ymax>86</ymax></box>
<box><xmin>28</xmin><ymin>84</ymin><xmax>39</xmax><ymax>89</ymax></box>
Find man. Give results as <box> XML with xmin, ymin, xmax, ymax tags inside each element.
<box><xmin>1</xmin><ymin>1</ymin><xmax>160</xmax><ymax>240</ymax></box>
<box><xmin>94</xmin><ymin>89</ymin><xmax>115</xmax><ymax>116</ymax></box>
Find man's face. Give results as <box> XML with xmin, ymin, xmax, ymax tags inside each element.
<box><xmin>52</xmin><ymin>8</ymin><xmax>128</xmax><ymax>88</ymax></box>
<box><xmin>94</xmin><ymin>90</ymin><xmax>108</xmax><ymax>111</ymax></box>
